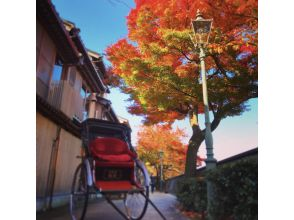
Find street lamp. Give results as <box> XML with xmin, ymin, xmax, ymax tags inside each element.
<box><xmin>191</xmin><ymin>9</ymin><xmax>217</xmax><ymax>220</ymax></box>
<box><xmin>191</xmin><ymin>10</ymin><xmax>216</xmax><ymax>169</ymax></box>
<box><xmin>159</xmin><ymin>150</ymin><xmax>164</xmax><ymax>192</ymax></box>
<box><xmin>191</xmin><ymin>10</ymin><xmax>213</xmax><ymax>46</ymax></box>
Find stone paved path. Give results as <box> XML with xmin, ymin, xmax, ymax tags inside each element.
<box><xmin>37</xmin><ymin>192</ymin><xmax>189</xmax><ymax>220</ymax></box>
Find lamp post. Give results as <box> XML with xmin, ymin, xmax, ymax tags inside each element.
<box><xmin>159</xmin><ymin>150</ymin><xmax>164</xmax><ymax>192</ymax></box>
<box><xmin>191</xmin><ymin>10</ymin><xmax>217</xmax><ymax>220</ymax></box>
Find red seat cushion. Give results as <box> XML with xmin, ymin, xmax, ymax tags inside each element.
<box><xmin>90</xmin><ymin>137</ymin><xmax>137</xmax><ymax>162</ymax></box>
<box><xmin>95</xmin><ymin>160</ymin><xmax>134</xmax><ymax>167</ymax></box>
<box><xmin>96</xmin><ymin>154</ymin><xmax>132</xmax><ymax>162</ymax></box>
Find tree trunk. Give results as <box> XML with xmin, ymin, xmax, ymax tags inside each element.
<box><xmin>184</xmin><ymin>124</ymin><xmax>204</xmax><ymax>177</ymax></box>
<box><xmin>184</xmin><ymin>108</ymin><xmax>205</xmax><ymax>177</ymax></box>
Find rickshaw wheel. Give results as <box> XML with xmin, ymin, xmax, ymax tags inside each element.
<box><xmin>124</xmin><ymin>165</ymin><xmax>149</xmax><ymax>220</ymax></box>
<box><xmin>69</xmin><ymin>163</ymin><xmax>89</xmax><ymax>220</ymax></box>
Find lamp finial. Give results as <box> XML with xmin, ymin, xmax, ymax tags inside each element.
<box><xmin>196</xmin><ymin>9</ymin><xmax>203</xmax><ymax>21</ymax></box>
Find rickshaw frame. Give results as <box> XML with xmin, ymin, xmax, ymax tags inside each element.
<box><xmin>69</xmin><ymin>118</ymin><xmax>166</xmax><ymax>220</ymax></box>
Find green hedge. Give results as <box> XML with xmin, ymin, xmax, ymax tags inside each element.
<box><xmin>176</xmin><ymin>177</ymin><xmax>207</xmax><ymax>213</ymax></box>
<box><xmin>176</xmin><ymin>157</ymin><xmax>257</xmax><ymax>220</ymax></box>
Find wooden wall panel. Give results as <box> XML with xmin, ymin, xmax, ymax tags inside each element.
<box><xmin>53</xmin><ymin>129</ymin><xmax>82</xmax><ymax>194</ymax></box>
<box><xmin>60</xmin><ymin>81</ymin><xmax>84</xmax><ymax>120</ymax></box>
<box><xmin>74</xmin><ymin>68</ymin><xmax>83</xmax><ymax>92</ymax></box>
<box><xmin>36</xmin><ymin>24</ymin><xmax>56</xmax><ymax>99</ymax></box>
<box><xmin>36</xmin><ymin>112</ymin><xmax>58</xmax><ymax>196</ymax></box>
<box><xmin>36</xmin><ymin>20</ymin><xmax>44</xmax><ymax>63</ymax></box>
<box><xmin>41</xmin><ymin>32</ymin><xmax>56</xmax><ymax>65</ymax></box>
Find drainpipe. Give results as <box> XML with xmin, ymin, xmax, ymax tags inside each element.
<box><xmin>43</xmin><ymin>126</ymin><xmax>61</xmax><ymax>210</ymax></box>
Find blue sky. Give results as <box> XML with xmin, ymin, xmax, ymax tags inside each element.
<box><xmin>52</xmin><ymin>0</ymin><xmax>257</xmax><ymax>160</ymax></box>
<box><xmin>52</xmin><ymin>0</ymin><xmax>135</xmax><ymax>57</ymax></box>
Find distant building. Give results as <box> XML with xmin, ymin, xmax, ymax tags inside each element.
<box><xmin>36</xmin><ymin>0</ymin><xmax>122</xmax><ymax>211</ymax></box>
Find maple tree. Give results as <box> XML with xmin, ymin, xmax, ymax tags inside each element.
<box><xmin>136</xmin><ymin>124</ymin><xmax>204</xmax><ymax>180</ymax></box>
<box><xmin>106</xmin><ymin>0</ymin><xmax>258</xmax><ymax>177</ymax></box>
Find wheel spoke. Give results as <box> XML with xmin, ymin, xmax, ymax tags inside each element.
<box><xmin>69</xmin><ymin>163</ymin><xmax>89</xmax><ymax>220</ymax></box>
<box><xmin>124</xmin><ymin>165</ymin><xmax>149</xmax><ymax>220</ymax></box>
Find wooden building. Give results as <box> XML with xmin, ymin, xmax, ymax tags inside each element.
<box><xmin>36</xmin><ymin>0</ymin><xmax>120</xmax><ymax>211</ymax></box>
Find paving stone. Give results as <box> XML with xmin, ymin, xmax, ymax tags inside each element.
<box><xmin>36</xmin><ymin>192</ymin><xmax>189</xmax><ymax>220</ymax></box>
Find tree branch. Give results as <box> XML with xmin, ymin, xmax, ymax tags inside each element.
<box><xmin>209</xmin><ymin>101</ymin><xmax>217</xmax><ymax>117</ymax></box>
<box><xmin>201</xmin><ymin>115</ymin><xmax>221</xmax><ymax>135</ymax></box>
<box><xmin>201</xmin><ymin>102</ymin><xmax>223</xmax><ymax>134</ymax></box>
<box><xmin>171</xmin><ymin>46</ymin><xmax>198</xmax><ymax>63</ymax></box>
<box><xmin>139</xmin><ymin>70</ymin><xmax>198</xmax><ymax>99</ymax></box>
<box><xmin>211</xmin><ymin>54</ymin><xmax>228</xmax><ymax>77</ymax></box>
<box><xmin>211</xmin><ymin>116</ymin><xmax>221</xmax><ymax>132</ymax></box>
<box><xmin>169</xmin><ymin>83</ymin><xmax>198</xmax><ymax>99</ymax></box>
<box><xmin>207</xmin><ymin>69</ymin><xmax>221</xmax><ymax>80</ymax></box>
<box><xmin>225</xmin><ymin>83</ymin><xmax>258</xmax><ymax>93</ymax></box>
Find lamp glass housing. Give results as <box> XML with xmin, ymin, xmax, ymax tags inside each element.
<box><xmin>191</xmin><ymin>19</ymin><xmax>213</xmax><ymax>44</ymax></box>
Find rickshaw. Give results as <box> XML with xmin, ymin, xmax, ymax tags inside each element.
<box><xmin>69</xmin><ymin>118</ymin><xmax>166</xmax><ymax>220</ymax></box>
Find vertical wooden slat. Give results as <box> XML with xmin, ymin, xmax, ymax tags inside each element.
<box><xmin>53</xmin><ymin>129</ymin><xmax>82</xmax><ymax>194</ymax></box>
<box><xmin>45</xmin><ymin>126</ymin><xmax>61</xmax><ymax>209</ymax></box>
<box><xmin>47</xmin><ymin>80</ymin><xmax>84</xmax><ymax>120</ymax></box>
<box><xmin>36</xmin><ymin>113</ymin><xmax>59</xmax><ymax>197</ymax></box>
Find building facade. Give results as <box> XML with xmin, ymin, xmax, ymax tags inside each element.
<box><xmin>36</xmin><ymin>0</ymin><xmax>119</xmax><ymax>211</ymax></box>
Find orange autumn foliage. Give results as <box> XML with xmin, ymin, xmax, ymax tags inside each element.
<box><xmin>106</xmin><ymin>0</ymin><xmax>257</xmax><ymax>124</ymax></box>
<box><xmin>136</xmin><ymin>124</ymin><xmax>204</xmax><ymax>179</ymax></box>
<box><xmin>106</xmin><ymin>0</ymin><xmax>257</xmax><ymax>176</ymax></box>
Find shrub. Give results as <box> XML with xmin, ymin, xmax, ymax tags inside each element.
<box><xmin>176</xmin><ymin>157</ymin><xmax>257</xmax><ymax>220</ymax></box>
<box><xmin>176</xmin><ymin>177</ymin><xmax>207</xmax><ymax>213</ymax></box>
<box><xmin>207</xmin><ymin>157</ymin><xmax>258</xmax><ymax>220</ymax></box>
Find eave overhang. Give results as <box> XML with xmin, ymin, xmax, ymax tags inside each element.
<box><xmin>37</xmin><ymin>0</ymin><xmax>108</xmax><ymax>93</ymax></box>
<box><xmin>37</xmin><ymin>0</ymin><xmax>80</xmax><ymax>64</ymax></box>
<box><xmin>87</xmin><ymin>49</ymin><xmax>107</xmax><ymax>78</ymax></box>
<box><xmin>69</xmin><ymin>28</ymin><xmax>108</xmax><ymax>93</ymax></box>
